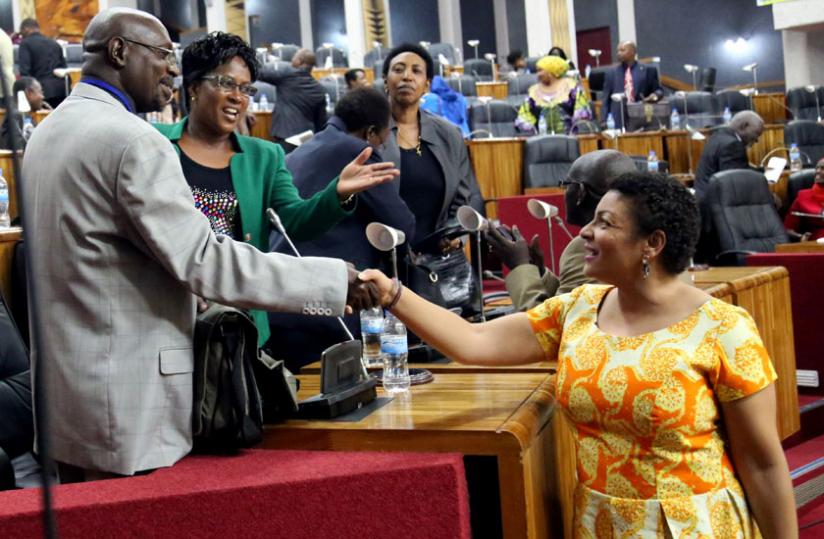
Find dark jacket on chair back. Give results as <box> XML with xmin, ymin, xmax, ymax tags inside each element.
<box><xmin>257</xmin><ymin>63</ymin><xmax>327</xmax><ymax>139</ymax></box>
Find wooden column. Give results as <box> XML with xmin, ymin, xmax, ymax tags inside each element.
<box><xmin>548</xmin><ymin>0</ymin><xmax>573</xmax><ymax>56</ymax></box>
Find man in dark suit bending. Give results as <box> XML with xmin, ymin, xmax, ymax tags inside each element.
<box><xmin>600</xmin><ymin>41</ymin><xmax>663</xmax><ymax>129</ymax></box>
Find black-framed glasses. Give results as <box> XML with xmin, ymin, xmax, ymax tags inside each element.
<box><xmin>200</xmin><ymin>75</ymin><xmax>258</xmax><ymax>98</ymax></box>
<box><xmin>121</xmin><ymin>37</ymin><xmax>177</xmax><ymax>66</ymax></box>
<box><xmin>560</xmin><ymin>177</ymin><xmax>604</xmax><ymax>197</ymax></box>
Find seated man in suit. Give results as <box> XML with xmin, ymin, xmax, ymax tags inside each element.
<box><xmin>344</xmin><ymin>68</ymin><xmax>369</xmax><ymax>90</ymax></box>
<box><xmin>0</xmin><ymin>77</ymin><xmax>52</xmax><ymax>149</ymax></box>
<box><xmin>694</xmin><ymin>110</ymin><xmax>764</xmax><ymax>201</ymax></box>
<box><xmin>600</xmin><ymin>41</ymin><xmax>663</xmax><ymax>129</ymax></box>
<box><xmin>258</xmin><ymin>48</ymin><xmax>327</xmax><ymax>153</ymax></box>
<box><xmin>485</xmin><ymin>150</ymin><xmax>636</xmax><ymax>310</ymax></box>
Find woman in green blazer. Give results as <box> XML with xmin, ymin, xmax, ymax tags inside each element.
<box><xmin>155</xmin><ymin>32</ymin><xmax>397</xmax><ymax>346</ymax></box>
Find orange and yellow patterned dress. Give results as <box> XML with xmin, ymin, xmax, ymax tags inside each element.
<box><xmin>527</xmin><ymin>285</ymin><xmax>777</xmax><ymax>538</ymax></box>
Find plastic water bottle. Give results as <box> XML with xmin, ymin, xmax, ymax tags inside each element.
<box><xmin>325</xmin><ymin>93</ymin><xmax>334</xmax><ymax>115</ymax></box>
<box><xmin>359</xmin><ymin>307</ymin><xmax>384</xmax><ymax>368</ymax></box>
<box><xmin>537</xmin><ymin>111</ymin><xmax>547</xmax><ymax>135</ymax></box>
<box><xmin>606</xmin><ymin>112</ymin><xmax>616</xmax><ymax>131</ymax></box>
<box><xmin>789</xmin><ymin>143</ymin><xmax>802</xmax><ymax>172</ymax></box>
<box><xmin>647</xmin><ymin>150</ymin><xmax>659</xmax><ymax>173</ymax></box>
<box><xmin>381</xmin><ymin>312</ymin><xmax>410</xmax><ymax>393</ymax></box>
<box><xmin>259</xmin><ymin>93</ymin><xmax>269</xmax><ymax>112</ymax></box>
<box><xmin>670</xmin><ymin>108</ymin><xmax>681</xmax><ymax>130</ymax></box>
<box><xmin>723</xmin><ymin>106</ymin><xmax>732</xmax><ymax>124</ymax></box>
<box><xmin>0</xmin><ymin>169</ymin><xmax>10</xmax><ymax>229</ymax></box>
<box><xmin>22</xmin><ymin>116</ymin><xmax>35</xmax><ymax>141</ymax></box>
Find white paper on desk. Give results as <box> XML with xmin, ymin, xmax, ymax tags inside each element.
<box><xmin>764</xmin><ymin>157</ymin><xmax>787</xmax><ymax>183</ymax></box>
<box><xmin>285</xmin><ymin>130</ymin><xmax>314</xmax><ymax>147</ymax></box>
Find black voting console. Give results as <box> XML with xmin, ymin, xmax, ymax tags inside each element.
<box><xmin>296</xmin><ymin>340</ymin><xmax>377</xmax><ymax>419</ymax></box>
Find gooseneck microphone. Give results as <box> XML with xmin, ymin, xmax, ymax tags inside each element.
<box><xmin>267</xmin><ymin>208</ymin><xmax>354</xmax><ymax>342</ymax></box>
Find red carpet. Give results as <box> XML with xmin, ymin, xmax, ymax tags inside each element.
<box><xmin>0</xmin><ymin>450</ymin><xmax>471</xmax><ymax>538</ymax></box>
<box><xmin>801</xmin><ymin>497</ymin><xmax>824</xmax><ymax>538</ymax></box>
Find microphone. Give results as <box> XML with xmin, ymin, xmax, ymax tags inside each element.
<box><xmin>365</xmin><ymin>222</ymin><xmax>406</xmax><ymax>279</ymax></box>
<box><xmin>456</xmin><ymin>205</ymin><xmax>489</xmax><ymax>322</ymax></box>
<box><xmin>267</xmin><ymin>208</ymin><xmax>354</xmax><ymax>341</ymax></box>
<box><xmin>526</xmin><ymin>199</ymin><xmax>557</xmax><ymax>274</ymax></box>
<box><xmin>483</xmin><ymin>270</ymin><xmax>505</xmax><ymax>283</ymax></box>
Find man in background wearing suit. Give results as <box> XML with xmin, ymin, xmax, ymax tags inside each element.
<box><xmin>18</xmin><ymin>18</ymin><xmax>67</xmax><ymax>109</ymax></box>
<box><xmin>600</xmin><ymin>41</ymin><xmax>663</xmax><ymax>129</ymax></box>
<box><xmin>22</xmin><ymin>8</ymin><xmax>384</xmax><ymax>481</ymax></box>
<box><xmin>258</xmin><ymin>48</ymin><xmax>327</xmax><ymax>153</ymax></box>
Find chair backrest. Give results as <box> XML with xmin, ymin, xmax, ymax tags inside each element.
<box><xmin>699</xmin><ymin>67</ymin><xmax>716</xmax><ymax>93</ymax></box>
<box><xmin>787</xmin><ymin>169</ymin><xmax>815</xmax><ymax>209</ymax></box>
<box><xmin>273</xmin><ymin>44</ymin><xmax>299</xmax><ymax>62</ymax></box>
<box><xmin>671</xmin><ymin>91</ymin><xmax>721</xmax><ymax>129</ymax></box>
<box><xmin>428</xmin><ymin>43</ymin><xmax>456</xmax><ymax>65</ymax></box>
<box><xmin>507</xmin><ymin>73</ymin><xmax>538</xmax><ymax>95</ymax></box>
<box><xmin>786</xmin><ymin>86</ymin><xmax>824</xmax><ymax>122</ymax></box>
<box><xmin>468</xmin><ymin>100</ymin><xmax>518</xmax><ymax>138</ymax></box>
<box><xmin>65</xmin><ymin>43</ymin><xmax>83</xmax><ymax>65</ymax></box>
<box><xmin>784</xmin><ymin>120</ymin><xmax>824</xmax><ymax>167</ymax></box>
<box><xmin>522</xmin><ymin>134</ymin><xmax>580</xmax><ymax>188</ymax></box>
<box><xmin>363</xmin><ymin>47</ymin><xmax>387</xmax><ymax>68</ymax></box>
<box><xmin>319</xmin><ymin>77</ymin><xmax>345</xmax><ymax>103</ymax></box>
<box><xmin>746</xmin><ymin>252</ymin><xmax>824</xmax><ymax>395</ymax></box>
<box><xmin>315</xmin><ymin>46</ymin><xmax>348</xmax><ymax>68</ymax></box>
<box><xmin>629</xmin><ymin>155</ymin><xmax>670</xmax><ymax>174</ymax></box>
<box><xmin>496</xmin><ymin>194</ymin><xmax>580</xmax><ymax>277</ymax></box>
<box><xmin>707</xmin><ymin>169</ymin><xmax>788</xmax><ymax>261</ymax></box>
<box><xmin>716</xmin><ymin>89</ymin><xmax>751</xmax><ymax>114</ymax></box>
<box><xmin>445</xmin><ymin>75</ymin><xmax>477</xmax><ymax>97</ymax></box>
<box><xmin>252</xmin><ymin>81</ymin><xmax>277</xmax><ymax>104</ymax></box>
<box><xmin>525</xmin><ymin>57</ymin><xmax>540</xmax><ymax>74</ymax></box>
<box><xmin>464</xmin><ymin>59</ymin><xmax>493</xmax><ymax>81</ymax></box>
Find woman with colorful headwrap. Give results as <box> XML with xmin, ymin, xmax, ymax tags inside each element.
<box><xmin>515</xmin><ymin>54</ymin><xmax>592</xmax><ymax>135</ymax></box>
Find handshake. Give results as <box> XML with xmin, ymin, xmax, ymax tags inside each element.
<box><xmin>344</xmin><ymin>263</ymin><xmax>383</xmax><ymax>314</ymax></box>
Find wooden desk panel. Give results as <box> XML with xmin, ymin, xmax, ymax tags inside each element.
<box><xmin>264</xmin><ymin>372</ymin><xmax>560</xmax><ymax>538</ymax></box>
<box><xmin>776</xmin><ymin>241</ymin><xmax>824</xmax><ymax>253</ymax></box>
<box><xmin>0</xmin><ymin>228</ymin><xmax>21</xmax><ymax>310</ymax></box>
<box><xmin>663</xmin><ymin>131</ymin><xmax>705</xmax><ymax>175</ymax></box>
<box><xmin>0</xmin><ymin>151</ymin><xmax>20</xmax><ymax>221</ymax></box>
<box><xmin>476</xmin><ymin>81</ymin><xmax>509</xmax><ymax>100</ymax></box>
<box><xmin>577</xmin><ymin>134</ymin><xmax>599</xmax><ymax>155</ymax></box>
<box><xmin>747</xmin><ymin>123</ymin><xmax>784</xmax><ymax>170</ymax></box>
<box><xmin>600</xmin><ymin>131</ymin><xmax>664</xmax><ymax>158</ymax></box>
<box><xmin>312</xmin><ymin>67</ymin><xmax>375</xmax><ymax>83</ymax></box>
<box><xmin>250</xmin><ymin>110</ymin><xmax>273</xmax><ymax>141</ymax></box>
<box><xmin>467</xmin><ymin>138</ymin><xmax>525</xmax><ymax>218</ymax></box>
<box><xmin>752</xmin><ymin>93</ymin><xmax>789</xmax><ymax>125</ymax></box>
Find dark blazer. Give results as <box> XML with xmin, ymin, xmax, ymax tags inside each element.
<box><xmin>600</xmin><ymin>62</ymin><xmax>663</xmax><ymax>127</ymax></box>
<box><xmin>257</xmin><ymin>63</ymin><xmax>327</xmax><ymax>139</ymax></box>
<box><xmin>694</xmin><ymin>127</ymin><xmax>749</xmax><ymax>201</ymax></box>
<box><xmin>381</xmin><ymin>110</ymin><xmax>485</xmax><ymax>239</ymax></box>
<box><xmin>18</xmin><ymin>32</ymin><xmax>66</xmax><ymax>100</ymax></box>
<box><xmin>267</xmin><ymin>116</ymin><xmax>416</xmax><ymax>369</ymax></box>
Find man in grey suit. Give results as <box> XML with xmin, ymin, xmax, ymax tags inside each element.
<box><xmin>486</xmin><ymin>150</ymin><xmax>636</xmax><ymax>310</ymax></box>
<box><xmin>22</xmin><ymin>9</ymin><xmax>387</xmax><ymax>480</ymax></box>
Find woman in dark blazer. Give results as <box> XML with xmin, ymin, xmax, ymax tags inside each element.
<box><xmin>154</xmin><ymin>32</ymin><xmax>397</xmax><ymax>346</ymax></box>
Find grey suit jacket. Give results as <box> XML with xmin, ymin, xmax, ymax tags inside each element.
<box><xmin>381</xmin><ymin>110</ymin><xmax>485</xmax><ymax>234</ymax></box>
<box><xmin>505</xmin><ymin>235</ymin><xmax>594</xmax><ymax>311</ymax></box>
<box><xmin>23</xmin><ymin>84</ymin><xmax>348</xmax><ymax>474</ymax></box>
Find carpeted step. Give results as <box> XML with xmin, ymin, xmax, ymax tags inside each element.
<box><xmin>788</xmin><ymin>436</ymin><xmax>824</xmax><ymax>509</ymax></box>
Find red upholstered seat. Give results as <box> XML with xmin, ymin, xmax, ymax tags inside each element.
<box><xmin>747</xmin><ymin>253</ymin><xmax>824</xmax><ymax>395</ymax></box>
<box><xmin>0</xmin><ymin>450</ymin><xmax>470</xmax><ymax>538</ymax></box>
<box><xmin>495</xmin><ymin>194</ymin><xmax>581</xmax><ymax>276</ymax></box>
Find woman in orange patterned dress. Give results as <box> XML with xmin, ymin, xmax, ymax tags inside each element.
<box><xmin>360</xmin><ymin>172</ymin><xmax>797</xmax><ymax>538</ymax></box>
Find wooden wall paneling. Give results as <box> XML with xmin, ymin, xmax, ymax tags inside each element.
<box><xmin>547</xmin><ymin>0</ymin><xmax>572</xmax><ymax>57</ymax></box>
<box><xmin>467</xmin><ymin>139</ymin><xmax>524</xmax><ymax>219</ymax></box>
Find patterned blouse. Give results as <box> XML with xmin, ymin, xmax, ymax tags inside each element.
<box><xmin>527</xmin><ymin>284</ymin><xmax>776</xmax><ymax>538</ymax></box>
<box><xmin>515</xmin><ymin>77</ymin><xmax>593</xmax><ymax>135</ymax></box>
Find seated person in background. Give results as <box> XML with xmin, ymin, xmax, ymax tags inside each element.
<box><xmin>502</xmin><ymin>49</ymin><xmax>527</xmax><ymax>76</ymax></box>
<box><xmin>548</xmin><ymin>46</ymin><xmax>576</xmax><ymax>71</ymax></box>
<box><xmin>0</xmin><ymin>77</ymin><xmax>52</xmax><ymax>149</ymax></box>
<box><xmin>486</xmin><ymin>150</ymin><xmax>636</xmax><ymax>310</ymax></box>
<box><xmin>600</xmin><ymin>41</ymin><xmax>663</xmax><ymax>129</ymax></box>
<box><xmin>268</xmin><ymin>87</ymin><xmax>414</xmax><ymax>371</ymax></box>
<box><xmin>153</xmin><ymin>31</ymin><xmax>399</xmax><ymax>348</ymax></box>
<box><xmin>784</xmin><ymin>157</ymin><xmax>824</xmax><ymax>241</ymax></box>
<box><xmin>694</xmin><ymin>110</ymin><xmax>764</xmax><ymax>201</ymax></box>
<box><xmin>420</xmin><ymin>75</ymin><xmax>470</xmax><ymax>137</ymax></box>
<box><xmin>0</xmin><ymin>297</ymin><xmax>32</xmax><ymax>490</ymax></box>
<box><xmin>258</xmin><ymin>48</ymin><xmax>327</xmax><ymax>153</ymax></box>
<box><xmin>344</xmin><ymin>68</ymin><xmax>369</xmax><ymax>90</ymax></box>
<box><xmin>515</xmin><ymin>55</ymin><xmax>592</xmax><ymax>136</ymax></box>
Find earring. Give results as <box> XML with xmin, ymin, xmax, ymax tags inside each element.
<box><xmin>642</xmin><ymin>256</ymin><xmax>651</xmax><ymax>279</ymax></box>
<box><xmin>191</xmin><ymin>95</ymin><xmax>197</xmax><ymax>102</ymax></box>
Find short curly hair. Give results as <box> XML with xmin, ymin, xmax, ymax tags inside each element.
<box><xmin>181</xmin><ymin>32</ymin><xmax>260</xmax><ymax>91</ymax></box>
<box><xmin>334</xmin><ymin>87</ymin><xmax>390</xmax><ymax>132</ymax></box>
<box><xmin>382</xmin><ymin>43</ymin><xmax>434</xmax><ymax>81</ymax></box>
<box><xmin>608</xmin><ymin>173</ymin><xmax>700</xmax><ymax>275</ymax></box>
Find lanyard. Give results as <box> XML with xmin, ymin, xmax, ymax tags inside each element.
<box><xmin>80</xmin><ymin>77</ymin><xmax>135</xmax><ymax>114</ymax></box>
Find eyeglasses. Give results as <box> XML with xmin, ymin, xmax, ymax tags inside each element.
<box><xmin>120</xmin><ymin>37</ymin><xmax>177</xmax><ymax>66</ymax></box>
<box><xmin>200</xmin><ymin>75</ymin><xmax>258</xmax><ymax>98</ymax></box>
<box><xmin>560</xmin><ymin>178</ymin><xmax>605</xmax><ymax>197</ymax></box>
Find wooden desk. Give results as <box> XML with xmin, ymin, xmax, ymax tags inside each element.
<box><xmin>747</xmin><ymin>123</ymin><xmax>784</xmax><ymax>170</ymax></box>
<box><xmin>691</xmin><ymin>266</ymin><xmax>799</xmax><ymax>439</ymax></box>
<box><xmin>0</xmin><ymin>151</ymin><xmax>20</xmax><ymax>221</ymax></box>
<box><xmin>466</xmin><ymin>137</ymin><xmax>526</xmax><ymax>218</ymax></box>
<box><xmin>264</xmin><ymin>372</ymin><xmax>562</xmax><ymax>538</ymax></box>
<box><xmin>311</xmin><ymin>67</ymin><xmax>375</xmax><ymax>84</ymax></box>
<box><xmin>663</xmin><ymin>130</ymin><xmax>705</xmax><ymax>174</ymax></box>
<box><xmin>0</xmin><ymin>227</ymin><xmax>21</xmax><ymax>310</ymax></box>
<box><xmin>475</xmin><ymin>81</ymin><xmax>509</xmax><ymax>100</ymax></box>
<box><xmin>752</xmin><ymin>92</ymin><xmax>789</xmax><ymax>125</ymax></box>
<box><xmin>444</xmin><ymin>65</ymin><xmax>465</xmax><ymax>77</ymax></box>
<box><xmin>776</xmin><ymin>240</ymin><xmax>824</xmax><ymax>253</ymax></box>
<box><xmin>250</xmin><ymin>110</ymin><xmax>272</xmax><ymax>141</ymax></box>
<box><xmin>600</xmin><ymin>130</ymin><xmax>665</xmax><ymax>158</ymax></box>
<box><xmin>577</xmin><ymin>134</ymin><xmax>599</xmax><ymax>155</ymax></box>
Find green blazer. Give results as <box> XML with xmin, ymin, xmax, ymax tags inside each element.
<box><xmin>154</xmin><ymin>118</ymin><xmax>352</xmax><ymax>345</ymax></box>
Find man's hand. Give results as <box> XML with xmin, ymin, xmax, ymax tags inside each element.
<box><xmin>485</xmin><ymin>225</ymin><xmax>531</xmax><ymax>270</ymax></box>
<box><xmin>527</xmin><ymin>234</ymin><xmax>546</xmax><ymax>276</ymax></box>
<box><xmin>344</xmin><ymin>263</ymin><xmax>381</xmax><ymax>314</ymax></box>
<box><xmin>337</xmin><ymin>147</ymin><xmax>400</xmax><ymax>199</ymax></box>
